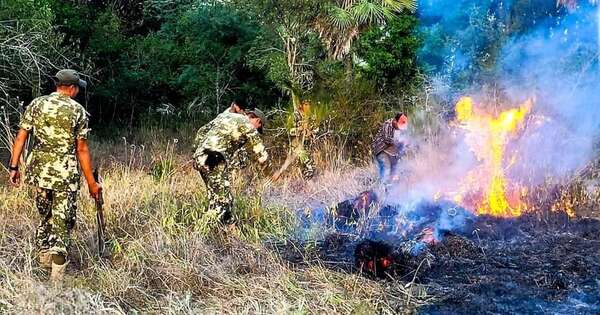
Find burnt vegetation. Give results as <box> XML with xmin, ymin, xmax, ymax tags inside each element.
<box><xmin>274</xmin><ymin>207</ymin><xmax>600</xmax><ymax>314</ymax></box>
<box><xmin>1</xmin><ymin>0</ymin><xmax>600</xmax><ymax>314</ymax></box>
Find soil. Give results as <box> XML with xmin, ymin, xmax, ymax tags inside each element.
<box><xmin>272</xmin><ymin>213</ymin><xmax>600</xmax><ymax>315</ymax></box>
<box><xmin>421</xmin><ymin>215</ymin><xmax>600</xmax><ymax>314</ymax></box>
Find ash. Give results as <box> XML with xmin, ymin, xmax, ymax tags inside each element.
<box><xmin>422</xmin><ymin>215</ymin><xmax>600</xmax><ymax>315</ymax></box>
<box><xmin>272</xmin><ymin>193</ymin><xmax>600</xmax><ymax>314</ymax></box>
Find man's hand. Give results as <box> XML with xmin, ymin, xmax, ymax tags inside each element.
<box><xmin>88</xmin><ymin>181</ymin><xmax>102</xmax><ymax>200</ymax></box>
<box><xmin>9</xmin><ymin>170</ymin><xmax>20</xmax><ymax>186</ymax></box>
<box><xmin>76</xmin><ymin>138</ymin><xmax>101</xmax><ymax>200</ymax></box>
<box><xmin>9</xmin><ymin>129</ymin><xmax>30</xmax><ymax>187</ymax></box>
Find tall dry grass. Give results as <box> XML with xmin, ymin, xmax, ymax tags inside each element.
<box><xmin>2</xmin><ymin>101</ymin><xmax>598</xmax><ymax>314</ymax></box>
<box><xmin>0</xmin><ymin>125</ymin><xmax>425</xmax><ymax>314</ymax></box>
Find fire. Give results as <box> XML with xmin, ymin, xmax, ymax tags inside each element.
<box><xmin>453</xmin><ymin>97</ymin><xmax>533</xmax><ymax>217</ymax></box>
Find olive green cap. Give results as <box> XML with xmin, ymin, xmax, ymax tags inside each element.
<box><xmin>54</xmin><ymin>69</ymin><xmax>87</xmax><ymax>88</ymax></box>
<box><xmin>249</xmin><ymin>108</ymin><xmax>267</xmax><ymax>134</ymax></box>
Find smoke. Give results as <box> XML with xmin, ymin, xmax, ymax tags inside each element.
<box><xmin>294</xmin><ymin>2</ymin><xmax>599</xmax><ymax>255</ymax></box>
<box><xmin>418</xmin><ymin>0</ymin><xmax>514</xmax><ymax>92</ymax></box>
<box><xmin>358</xmin><ymin>2</ymin><xmax>600</xmax><ymax>248</ymax></box>
<box><xmin>499</xmin><ymin>5</ymin><xmax>600</xmax><ymax>182</ymax></box>
<box><xmin>416</xmin><ymin>1</ymin><xmax>600</xmax><ymax>186</ymax></box>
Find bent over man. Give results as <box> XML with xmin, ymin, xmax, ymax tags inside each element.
<box><xmin>193</xmin><ymin>98</ymin><xmax>248</xmax><ymax>146</ymax></box>
<box><xmin>8</xmin><ymin>69</ymin><xmax>101</xmax><ymax>282</ymax></box>
<box><xmin>372</xmin><ymin>112</ymin><xmax>409</xmax><ymax>182</ymax></box>
<box><xmin>193</xmin><ymin>99</ymin><xmax>251</xmax><ymax>170</ymax></box>
<box><xmin>193</xmin><ymin>109</ymin><xmax>268</xmax><ymax>224</ymax></box>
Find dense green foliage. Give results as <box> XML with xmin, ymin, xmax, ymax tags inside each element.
<box><xmin>47</xmin><ymin>1</ymin><xmax>281</xmax><ymax>126</ymax></box>
<box><xmin>0</xmin><ymin>0</ymin><xmax>422</xmax><ymax>130</ymax></box>
<box><xmin>416</xmin><ymin>0</ymin><xmax>575</xmax><ymax>94</ymax></box>
<box><xmin>355</xmin><ymin>13</ymin><xmax>421</xmax><ymax>93</ymax></box>
<box><xmin>1</xmin><ymin>0</ymin><xmax>579</xmax><ymax>135</ymax></box>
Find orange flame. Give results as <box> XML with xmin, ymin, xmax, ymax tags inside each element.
<box><xmin>454</xmin><ymin>97</ymin><xmax>533</xmax><ymax>217</ymax></box>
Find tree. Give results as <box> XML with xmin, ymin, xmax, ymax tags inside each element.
<box><xmin>46</xmin><ymin>1</ymin><xmax>279</xmax><ymax>126</ymax></box>
<box><xmin>354</xmin><ymin>13</ymin><xmax>421</xmax><ymax>92</ymax></box>
<box><xmin>315</xmin><ymin>0</ymin><xmax>416</xmax><ymax>60</ymax></box>
<box><xmin>241</xmin><ymin>0</ymin><xmax>416</xmax><ymax>104</ymax></box>
<box><xmin>0</xmin><ymin>0</ymin><xmax>71</xmax><ymax>100</ymax></box>
<box><xmin>156</xmin><ymin>3</ymin><xmax>279</xmax><ymax>114</ymax></box>
<box><xmin>0</xmin><ymin>0</ymin><xmax>73</xmax><ymax>168</ymax></box>
<box><xmin>240</xmin><ymin>0</ymin><xmax>416</xmax><ymax>179</ymax></box>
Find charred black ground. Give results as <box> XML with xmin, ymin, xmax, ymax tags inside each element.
<box><xmin>272</xmin><ymin>210</ymin><xmax>600</xmax><ymax>314</ymax></box>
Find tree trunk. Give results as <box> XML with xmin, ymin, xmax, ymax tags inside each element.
<box><xmin>272</xmin><ymin>90</ymin><xmax>304</xmax><ymax>181</ymax></box>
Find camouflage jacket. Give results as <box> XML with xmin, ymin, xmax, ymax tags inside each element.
<box><xmin>194</xmin><ymin>110</ymin><xmax>250</xmax><ymax>169</ymax></box>
<box><xmin>193</xmin><ymin>109</ymin><xmax>230</xmax><ymax>148</ymax></box>
<box><xmin>193</xmin><ymin>112</ymin><xmax>268</xmax><ymax>167</ymax></box>
<box><xmin>19</xmin><ymin>92</ymin><xmax>90</xmax><ymax>192</ymax></box>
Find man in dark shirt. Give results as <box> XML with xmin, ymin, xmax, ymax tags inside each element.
<box><xmin>372</xmin><ymin>112</ymin><xmax>409</xmax><ymax>182</ymax></box>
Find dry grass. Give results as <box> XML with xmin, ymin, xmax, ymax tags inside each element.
<box><xmin>2</xmin><ymin>107</ymin><xmax>597</xmax><ymax>314</ymax></box>
<box><xmin>0</xmin><ymin>129</ymin><xmax>422</xmax><ymax>314</ymax></box>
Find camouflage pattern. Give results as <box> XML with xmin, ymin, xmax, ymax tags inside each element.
<box><xmin>35</xmin><ymin>188</ymin><xmax>77</xmax><ymax>257</ymax></box>
<box><xmin>290</xmin><ymin>106</ymin><xmax>317</xmax><ymax>179</ymax></box>
<box><xmin>193</xmin><ymin>112</ymin><xmax>268</xmax><ymax>167</ymax></box>
<box><xmin>198</xmin><ymin>162</ymin><xmax>233</xmax><ymax>223</ymax></box>
<box><xmin>297</xmin><ymin>148</ymin><xmax>315</xmax><ymax>179</ymax></box>
<box><xmin>193</xmin><ymin>112</ymin><xmax>268</xmax><ymax>222</ymax></box>
<box><xmin>19</xmin><ymin>92</ymin><xmax>89</xmax><ymax>259</ymax></box>
<box><xmin>193</xmin><ymin>111</ymin><xmax>224</xmax><ymax>148</ymax></box>
<box><xmin>193</xmin><ymin>110</ymin><xmax>251</xmax><ymax>170</ymax></box>
<box><xmin>20</xmin><ymin>92</ymin><xmax>90</xmax><ymax>192</ymax></box>
<box><xmin>229</xmin><ymin>147</ymin><xmax>250</xmax><ymax>170</ymax></box>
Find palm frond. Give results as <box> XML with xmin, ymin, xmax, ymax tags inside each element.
<box><xmin>381</xmin><ymin>0</ymin><xmax>417</xmax><ymax>12</ymax></box>
<box><xmin>351</xmin><ymin>0</ymin><xmax>386</xmax><ymax>25</ymax></box>
<box><xmin>314</xmin><ymin>0</ymin><xmax>417</xmax><ymax>60</ymax></box>
<box><xmin>327</xmin><ymin>5</ymin><xmax>355</xmax><ymax>29</ymax></box>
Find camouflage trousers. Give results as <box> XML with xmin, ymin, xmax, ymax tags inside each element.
<box><xmin>198</xmin><ymin>162</ymin><xmax>233</xmax><ymax>223</ymax></box>
<box><xmin>35</xmin><ymin>188</ymin><xmax>77</xmax><ymax>257</ymax></box>
<box><xmin>297</xmin><ymin>147</ymin><xmax>315</xmax><ymax>180</ymax></box>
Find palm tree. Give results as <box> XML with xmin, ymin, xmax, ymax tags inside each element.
<box><xmin>315</xmin><ymin>0</ymin><xmax>417</xmax><ymax>60</ymax></box>
<box><xmin>248</xmin><ymin>0</ymin><xmax>417</xmax><ymax>180</ymax></box>
<box><xmin>271</xmin><ymin>0</ymin><xmax>417</xmax><ymax>180</ymax></box>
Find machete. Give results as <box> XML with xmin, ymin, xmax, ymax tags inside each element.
<box><xmin>93</xmin><ymin>169</ymin><xmax>107</xmax><ymax>257</ymax></box>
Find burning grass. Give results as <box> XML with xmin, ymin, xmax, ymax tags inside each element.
<box><xmin>276</xmin><ymin>197</ymin><xmax>600</xmax><ymax>314</ymax></box>
<box><xmin>1</xmin><ymin>102</ymin><xmax>599</xmax><ymax>313</ymax></box>
<box><xmin>451</xmin><ymin>96</ymin><xmax>533</xmax><ymax>217</ymax></box>
<box><xmin>0</xmin><ymin>132</ymin><xmax>426</xmax><ymax>314</ymax></box>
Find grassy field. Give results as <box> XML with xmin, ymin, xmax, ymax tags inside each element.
<box><xmin>2</xmin><ymin>120</ymin><xmax>599</xmax><ymax>314</ymax></box>
<box><xmin>0</xmin><ymin>129</ymin><xmax>425</xmax><ymax>314</ymax></box>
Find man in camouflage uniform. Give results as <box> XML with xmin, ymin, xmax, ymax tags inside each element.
<box><xmin>290</xmin><ymin>100</ymin><xmax>317</xmax><ymax>180</ymax></box>
<box><xmin>193</xmin><ymin>99</ymin><xmax>250</xmax><ymax>170</ymax></box>
<box><xmin>9</xmin><ymin>69</ymin><xmax>101</xmax><ymax>282</ymax></box>
<box><xmin>193</xmin><ymin>109</ymin><xmax>268</xmax><ymax>224</ymax></box>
